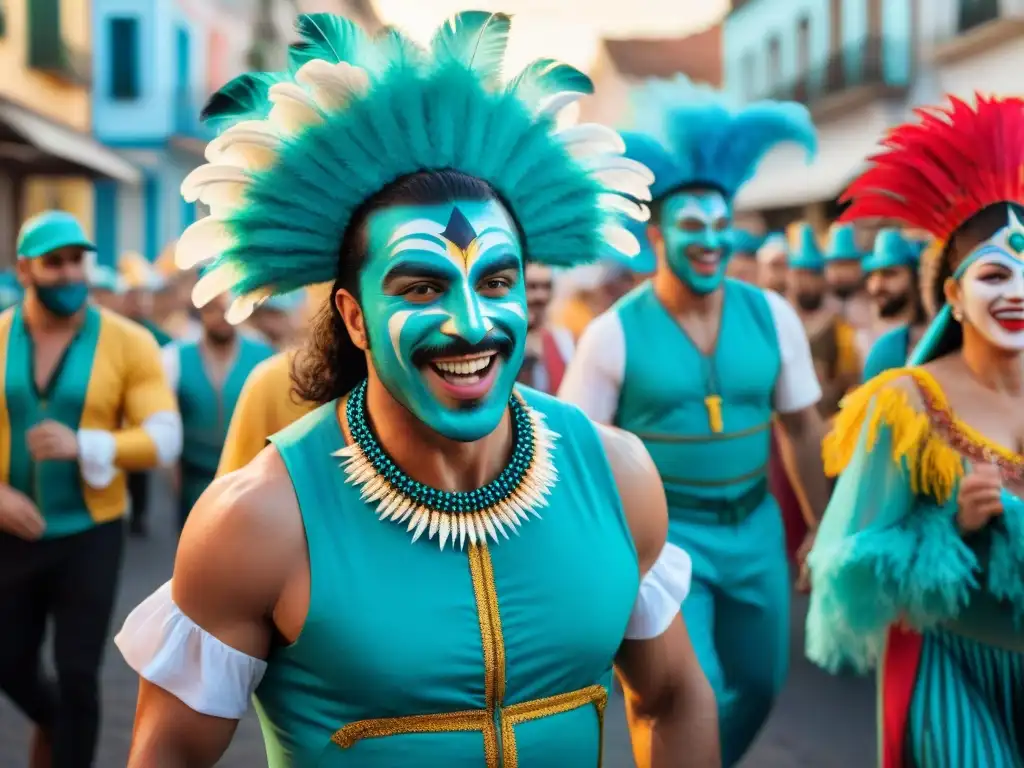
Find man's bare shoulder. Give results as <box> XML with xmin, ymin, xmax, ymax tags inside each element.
<box><xmin>593</xmin><ymin>423</ymin><xmax>667</xmax><ymax>572</ymax></box>
<box><xmin>172</xmin><ymin>447</ymin><xmax>304</xmax><ymax>627</ymax></box>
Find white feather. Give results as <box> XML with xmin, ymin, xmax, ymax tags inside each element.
<box><xmin>295</xmin><ymin>60</ymin><xmax>369</xmax><ymax>112</ymax></box>
<box><xmin>579</xmin><ymin>155</ymin><xmax>655</xmax><ymax>184</ymax></box>
<box><xmin>536</xmin><ymin>91</ymin><xmax>582</xmax><ymax>119</ymax></box>
<box><xmin>602</xmin><ymin>225</ymin><xmax>641</xmax><ymax>257</ymax></box>
<box><xmin>180</xmin><ymin>164</ymin><xmax>251</xmax><ymax>215</ymax></box>
<box><xmin>192</xmin><ymin>262</ymin><xmax>243</xmax><ymax>308</ymax></box>
<box><xmin>175</xmin><ymin>217</ymin><xmax>236</xmax><ymax>270</ymax></box>
<box><xmin>555</xmin><ymin>123</ymin><xmax>625</xmax><ymax>157</ymax></box>
<box><xmin>268</xmin><ymin>82</ymin><xmax>323</xmax><ymax>135</ymax></box>
<box><xmin>590</xmin><ymin>169</ymin><xmax>652</xmax><ymax>202</ymax></box>
<box><xmin>599</xmin><ymin>194</ymin><xmax>650</xmax><ymax>222</ymax></box>
<box><xmin>205</xmin><ymin>121</ymin><xmax>281</xmax><ymax>171</ymax></box>
<box><xmin>226</xmin><ymin>290</ymin><xmax>270</xmax><ymax>325</ymax></box>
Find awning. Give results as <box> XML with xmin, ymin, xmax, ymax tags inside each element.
<box><xmin>734</xmin><ymin>104</ymin><xmax>894</xmax><ymax>212</ymax></box>
<box><xmin>0</xmin><ymin>99</ymin><xmax>141</xmax><ymax>184</ymax></box>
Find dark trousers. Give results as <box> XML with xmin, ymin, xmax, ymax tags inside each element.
<box><xmin>0</xmin><ymin>521</ymin><xmax>125</xmax><ymax>768</ymax></box>
<box><xmin>127</xmin><ymin>472</ymin><xmax>149</xmax><ymax>531</ymax></box>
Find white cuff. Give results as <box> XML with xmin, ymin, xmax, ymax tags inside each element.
<box><xmin>115</xmin><ymin>581</ymin><xmax>267</xmax><ymax>719</ymax></box>
<box><xmin>143</xmin><ymin>411</ymin><xmax>183</xmax><ymax>466</ymax></box>
<box><xmin>77</xmin><ymin>429</ymin><xmax>117</xmax><ymax>489</ymax></box>
<box><xmin>625</xmin><ymin>543</ymin><xmax>692</xmax><ymax>640</ymax></box>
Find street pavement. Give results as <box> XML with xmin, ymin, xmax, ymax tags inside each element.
<box><xmin>0</xmin><ymin>477</ymin><xmax>875</xmax><ymax>766</ymax></box>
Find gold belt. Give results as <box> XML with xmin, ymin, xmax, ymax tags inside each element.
<box><xmin>633</xmin><ymin>420</ymin><xmax>771</xmax><ymax>444</ymax></box>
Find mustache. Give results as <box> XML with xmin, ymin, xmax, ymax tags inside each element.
<box><xmin>411</xmin><ymin>334</ymin><xmax>513</xmax><ymax>367</ymax></box>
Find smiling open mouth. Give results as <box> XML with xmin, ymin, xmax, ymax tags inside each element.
<box><xmin>993</xmin><ymin>309</ymin><xmax>1024</xmax><ymax>332</ymax></box>
<box><xmin>425</xmin><ymin>351</ymin><xmax>500</xmax><ymax>401</ymax></box>
<box><xmin>687</xmin><ymin>249</ymin><xmax>721</xmax><ymax>276</ymax></box>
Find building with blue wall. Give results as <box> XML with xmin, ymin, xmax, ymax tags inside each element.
<box><xmin>91</xmin><ymin>0</ymin><xmax>213</xmax><ymax>267</ymax></box>
<box><xmin>722</xmin><ymin>0</ymin><xmax>917</xmax><ymax>231</ymax></box>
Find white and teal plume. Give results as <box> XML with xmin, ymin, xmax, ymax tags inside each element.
<box><xmin>179</xmin><ymin>11</ymin><xmax>646</xmax><ymax>323</ymax></box>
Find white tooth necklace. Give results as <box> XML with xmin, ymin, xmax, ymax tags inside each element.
<box><xmin>334</xmin><ymin>379</ymin><xmax>559</xmax><ymax>550</ymax></box>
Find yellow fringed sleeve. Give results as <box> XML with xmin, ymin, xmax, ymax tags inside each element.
<box><xmin>822</xmin><ymin>367</ymin><xmax>964</xmax><ymax>505</ymax></box>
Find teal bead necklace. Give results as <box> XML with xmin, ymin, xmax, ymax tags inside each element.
<box><xmin>335</xmin><ymin>379</ymin><xmax>558</xmax><ymax>549</ymax></box>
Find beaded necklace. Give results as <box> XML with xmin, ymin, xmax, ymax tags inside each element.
<box><xmin>334</xmin><ymin>380</ymin><xmax>559</xmax><ymax>549</ymax></box>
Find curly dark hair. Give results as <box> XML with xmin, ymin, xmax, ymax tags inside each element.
<box><xmin>291</xmin><ymin>169</ymin><xmax>505</xmax><ymax>405</ymax></box>
<box><xmin>926</xmin><ymin>201</ymin><xmax>1024</xmax><ymax>360</ymax></box>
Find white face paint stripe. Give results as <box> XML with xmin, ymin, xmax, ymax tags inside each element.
<box><xmin>388</xmin><ymin>238</ymin><xmax>450</xmax><ymax>258</ymax></box>
<box><xmin>387</xmin><ymin>308</ymin><xmax>449</xmax><ymax>371</ymax></box>
<box><xmin>387</xmin><ymin>219</ymin><xmax>446</xmax><ymax>245</ymax></box>
<box><xmin>674</xmin><ymin>197</ymin><xmax>730</xmax><ymax>224</ymax></box>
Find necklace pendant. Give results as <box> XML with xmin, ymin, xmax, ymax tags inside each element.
<box><xmin>704</xmin><ymin>394</ymin><xmax>724</xmax><ymax>433</ymax></box>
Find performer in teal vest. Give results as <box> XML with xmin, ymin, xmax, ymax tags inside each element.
<box><xmin>162</xmin><ymin>289</ymin><xmax>273</xmax><ymax>526</ymax></box>
<box><xmin>0</xmin><ymin>211</ymin><xmax>180</xmax><ymax>767</ymax></box>
<box><xmin>861</xmin><ymin>228</ymin><xmax>928</xmax><ymax>380</ymax></box>
<box><xmin>116</xmin><ymin>12</ymin><xmax>718</xmax><ymax>767</ymax></box>
<box><xmin>559</xmin><ymin>75</ymin><xmax>830</xmax><ymax>766</ymax></box>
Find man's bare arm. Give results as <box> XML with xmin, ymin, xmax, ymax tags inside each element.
<box><xmin>127</xmin><ymin>449</ymin><xmax>300</xmax><ymax>768</ymax></box>
<box><xmin>776</xmin><ymin>406</ymin><xmax>829</xmax><ymax>522</ymax></box>
<box><xmin>597</xmin><ymin>425</ymin><xmax>720</xmax><ymax>768</ymax></box>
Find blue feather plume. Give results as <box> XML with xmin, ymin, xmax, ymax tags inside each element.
<box><xmin>288</xmin><ymin>13</ymin><xmax>368</xmax><ymax>70</ymax></box>
<box><xmin>625</xmin><ymin>75</ymin><xmax>817</xmax><ymax>200</ymax></box>
<box><xmin>430</xmin><ymin>11</ymin><xmax>511</xmax><ymax>85</ymax></box>
<box><xmin>200</xmin><ymin>72</ymin><xmax>286</xmax><ymax>132</ymax></box>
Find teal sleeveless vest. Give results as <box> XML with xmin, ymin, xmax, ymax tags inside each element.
<box><xmin>177</xmin><ymin>336</ymin><xmax>272</xmax><ymax>509</ymax></box>
<box><xmin>4</xmin><ymin>305</ymin><xmax>102</xmax><ymax>537</ymax></box>
<box><xmin>256</xmin><ymin>388</ymin><xmax>639</xmax><ymax>767</ymax></box>
<box><xmin>614</xmin><ymin>280</ymin><xmax>780</xmax><ymax>518</ymax></box>
<box><xmin>862</xmin><ymin>324</ymin><xmax>911</xmax><ymax>382</ymax></box>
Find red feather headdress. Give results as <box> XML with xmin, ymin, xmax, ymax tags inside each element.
<box><xmin>841</xmin><ymin>94</ymin><xmax>1024</xmax><ymax>244</ymax></box>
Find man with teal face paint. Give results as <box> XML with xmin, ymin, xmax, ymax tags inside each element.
<box><xmin>117</xmin><ymin>13</ymin><xmax>720</xmax><ymax>767</ymax></box>
<box><xmin>0</xmin><ymin>210</ymin><xmax>180</xmax><ymax>767</ymax></box>
<box><xmin>560</xmin><ymin>77</ymin><xmax>831</xmax><ymax>766</ymax></box>
<box><xmin>161</xmin><ymin>288</ymin><xmax>273</xmax><ymax>529</ymax></box>
<box><xmin>861</xmin><ymin>228</ymin><xmax>929</xmax><ymax>380</ymax></box>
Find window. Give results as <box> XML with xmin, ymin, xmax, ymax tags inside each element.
<box><xmin>796</xmin><ymin>16</ymin><xmax>811</xmax><ymax>72</ymax></box>
<box><xmin>767</xmin><ymin>36</ymin><xmax>781</xmax><ymax>90</ymax></box>
<box><xmin>109</xmin><ymin>17</ymin><xmax>140</xmax><ymax>101</ymax></box>
<box><xmin>28</xmin><ymin>0</ymin><xmax>63</xmax><ymax>70</ymax></box>
<box><xmin>0</xmin><ymin>1</ymin><xmax>7</xmax><ymax>38</ymax></box>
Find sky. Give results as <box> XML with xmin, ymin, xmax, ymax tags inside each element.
<box><xmin>371</xmin><ymin>0</ymin><xmax>730</xmax><ymax>74</ymax></box>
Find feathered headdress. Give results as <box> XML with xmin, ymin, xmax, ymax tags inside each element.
<box><xmin>842</xmin><ymin>95</ymin><xmax>1024</xmax><ymax>363</ymax></box>
<box><xmin>176</xmin><ymin>12</ymin><xmax>652</xmax><ymax>323</ymax></box>
<box><xmin>620</xmin><ymin>74</ymin><xmax>817</xmax><ymax>201</ymax></box>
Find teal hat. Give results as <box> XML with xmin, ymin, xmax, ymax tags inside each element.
<box><xmin>17</xmin><ymin>211</ymin><xmax>95</xmax><ymax>259</ymax></box>
<box><xmin>732</xmin><ymin>229</ymin><xmax>765</xmax><ymax>255</ymax></box>
<box><xmin>788</xmin><ymin>223</ymin><xmax>825</xmax><ymax>272</ymax></box>
<box><xmin>824</xmin><ymin>222</ymin><xmax>862</xmax><ymax>262</ymax></box>
<box><xmin>862</xmin><ymin>228</ymin><xmax>920</xmax><ymax>273</ymax></box>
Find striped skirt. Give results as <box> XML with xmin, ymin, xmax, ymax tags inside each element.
<box><xmin>907</xmin><ymin>628</ymin><xmax>1024</xmax><ymax>767</ymax></box>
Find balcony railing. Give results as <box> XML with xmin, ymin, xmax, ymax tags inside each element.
<box><xmin>958</xmin><ymin>0</ymin><xmax>1001</xmax><ymax>34</ymax></box>
<box><xmin>759</xmin><ymin>36</ymin><xmax>909</xmax><ymax>108</ymax></box>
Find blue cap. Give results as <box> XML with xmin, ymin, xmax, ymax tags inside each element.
<box><xmin>732</xmin><ymin>229</ymin><xmax>765</xmax><ymax>255</ymax></box>
<box><xmin>16</xmin><ymin>211</ymin><xmax>95</xmax><ymax>259</ymax></box>
<box><xmin>862</xmin><ymin>228</ymin><xmax>920</xmax><ymax>273</ymax></box>
<box><xmin>824</xmin><ymin>222</ymin><xmax>862</xmax><ymax>262</ymax></box>
<box><xmin>788</xmin><ymin>223</ymin><xmax>825</xmax><ymax>272</ymax></box>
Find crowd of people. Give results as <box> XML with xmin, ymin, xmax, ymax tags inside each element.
<box><xmin>0</xmin><ymin>9</ymin><xmax>1021</xmax><ymax>768</ymax></box>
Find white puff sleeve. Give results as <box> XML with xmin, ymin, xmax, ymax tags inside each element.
<box><xmin>625</xmin><ymin>543</ymin><xmax>693</xmax><ymax>640</ymax></box>
<box><xmin>115</xmin><ymin>581</ymin><xmax>268</xmax><ymax>719</ymax></box>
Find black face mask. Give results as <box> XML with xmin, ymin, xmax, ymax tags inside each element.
<box><xmin>796</xmin><ymin>292</ymin><xmax>824</xmax><ymax>312</ymax></box>
<box><xmin>832</xmin><ymin>284</ymin><xmax>860</xmax><ymax>301</ymax></box>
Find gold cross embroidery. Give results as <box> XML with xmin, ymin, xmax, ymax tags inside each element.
<box><xmin>330</xmin><ymin>543</ymin><xmax>608</xmax><ymax>767</ymax></box>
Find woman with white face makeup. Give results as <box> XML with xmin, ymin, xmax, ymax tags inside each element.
<box><xmin>806</xmin><ymin>95</ymin><xmax>1024</xmax><ymax>768</ymax></box>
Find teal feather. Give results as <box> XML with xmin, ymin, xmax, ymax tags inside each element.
<box><xmin>430</xmin><ymin>11</ymin><xmax>510</xmax><ymax>85</ymax></box>
<box><xmin>507</xmin><ymin>58</ymin><xmax>593</xmax><ymax>109</ymax></box>
<box><xmin>200</xmin><ymin>72</ymin><xmax>285</xmax><ymax>132</ymax></box>
<box><xmin>373</xmin><ymin>26</ymin><xmax>426</xmax><ymax>72</ymax></box>
<box><xmin>289</xmin><ymin>13</ymin><xmax>367</xmax><ymax>70</ymax></box>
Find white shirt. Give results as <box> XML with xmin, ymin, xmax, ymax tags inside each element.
<box><xmin>558</xmin><ymin>289</ymin><xmax>821</xmax><ymax>424</ymax></box>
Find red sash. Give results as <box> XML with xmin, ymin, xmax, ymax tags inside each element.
<box><xmin>769</xmin><ymin>426</ymin><xmax>807</xmax><ymax>563</ymax></box>
<box><xmin>880</xmin><ymin>625</ymin><xmax>924</xmax><ymax>768</ymax></box>
<box><xmin>540</xmin><ymin>329</ymin><xmax>568</xmax><ymax>395</ymax></box>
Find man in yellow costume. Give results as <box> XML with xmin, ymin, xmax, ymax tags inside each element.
<box><xmin>0</xmin><ymin>211</ymin><xmax>181</xmax><ymax>767</ymax></box>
